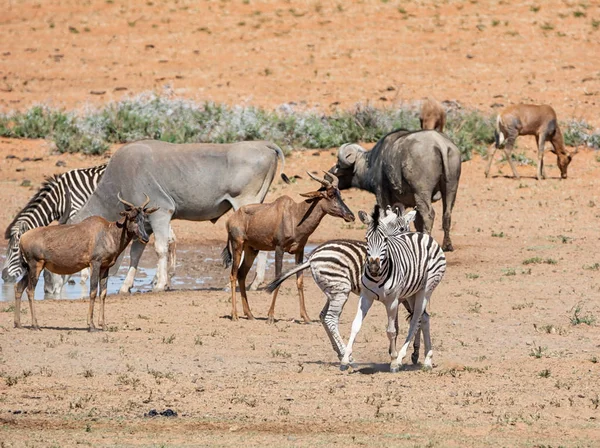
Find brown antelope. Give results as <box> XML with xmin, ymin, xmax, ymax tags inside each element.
<box><xmin>485</xmin><ymin>104</ymin><xmax>577</xmax><ymax>180</ymax></box>
<box><xmin>222</xmin><ymin>172</ymin><xmax>355</xmax><ymax>324</ymax></box>
<box><xmin>420</xmin><ymin>98</ymin><xmax>446</xmax><ymax>133</ymax></box>
<box><xmin>15</xmin><ymin>194</ymin><xmax>158</xmax><ymax>331</ymax></box>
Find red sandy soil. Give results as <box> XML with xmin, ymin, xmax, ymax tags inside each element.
<box><xmin>1</xmin><ymin>1</ymin><xmax>600</xmax><ymax>446</ymax></box>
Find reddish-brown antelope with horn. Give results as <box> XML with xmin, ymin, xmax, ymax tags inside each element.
<box><xmin>14</xmin><ymin>194</ymin><xmax>158</xmax><ymax>331</ymax></box>
<box><xmin>486</xmin><ymin>104</ymin><xmax>578</xmax><ymax>180</ymax></box>
<box><xmin>222</xmin><ymin>171</ymin><xmax>355</xmax><ymax>324</ymax></box>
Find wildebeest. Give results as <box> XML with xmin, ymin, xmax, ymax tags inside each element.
<box><xmin>69</xmin><ymin>139</ymin><xmax>289</xmax><ymax>293</ymax></box>
<box><xmin>486</xmin><ymin>104</ymin><xmax>577</xmax><ymax>180</ymax></box>
<box><xmin>329</xmin><ymin>129</ymin><xmax>461</xmax><ymax>251</ymax></box>
<box><xmin>15</xmin><ymin>194</ymin><xmax>157</xmax><ymax>331</ymax></box>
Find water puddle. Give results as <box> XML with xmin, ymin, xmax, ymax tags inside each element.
<box><xmin>0</xmin><ymin>244</ymin><xmax>317</xmax><ymax>302</ymax></box>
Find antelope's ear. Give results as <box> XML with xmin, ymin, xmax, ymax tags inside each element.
<box><xmin>358</xmin><ymin>210</ymin><xmax>371</xmax><ymax>225</ymax></box>
<box><xmin>404</xmin><ymin>210</ymin><xmax>417</xmax><ymax>224</ymax></box>
<box><xmin>119</xmin><ymin>211</ymin><xmax>128</xmax><ymax>217</ymax></box>
<box><xmin>144</xmin><ymin>206</ymin><xmax>159</xmax><ymax>215</ymax></box>
<box><xmin>300</xmin><ymin>191</ymin><xmax>323</xmax><ymax>199</ymax></box>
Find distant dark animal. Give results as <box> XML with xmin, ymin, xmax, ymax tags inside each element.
<box><xmin>420</xmin><ymin>98</ymin><xmax>446</xmax><ymax>132</ymax></box>
<box><xmin>486</xmin><ymin>104</ymin><xmax>577</xmax><ymax>180</ymax></box>
<box><xmin>222</xmin><ymin>172</ymin><xmax>355</xmax><ymax>324</ymax></box>
<box><xmin>340</xmin><ymin>205</ymin><xmax>446</xmax><ymax>373</ymax></box>
<box><xmin>329</xmin><ymin>129</ymin><xmax>461</xmax><ymax>251</ymax></box>
<box><xmin>15</xmin><ymin>194</ymin><xmax>157</xmax><ymax>331</ymax></box>
<box><xmin>69</xmin><ymin>139</ymin><xmax>289</xmax><ymax>294</ymax></box>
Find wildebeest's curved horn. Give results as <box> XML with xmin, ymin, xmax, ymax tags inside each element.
<box><xmin>323</xmin><ymin>170</ymin><xmax>339</xmax><ymax>188</ymax></box>
<box><xmin>117</xmin><ymin>192</ymin><xmax>136</xmax><ymax>209</ymax></box>
<box><xmin>306</xmin><ymin>171</ymin><xmax>329</xmax><ymax>187</ymax></box>
<box><xmin>141</xmin><ymin>193</ymin><xmax>150</xmax><ymax>209</ymax></box>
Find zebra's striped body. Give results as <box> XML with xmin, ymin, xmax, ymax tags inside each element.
<box><xmin>2</xmin><ymin>165</ymin><xmax>107</xmax><ymax>283</ymax></box>
<box><xmin>267</xmin><ymin>239</ymin><xmax>366</xmax><ymax>359</ymax></box>
<box><xmin>341</xmin><ymin>205</ymin><xmax>446</xmax><ymax>372</ymax></box>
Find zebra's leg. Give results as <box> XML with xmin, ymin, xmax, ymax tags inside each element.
<box><xmin>248</xmin><ymin>252</ymin><xmax>268</xmax><ymax>291</ymax></box>
<box><xmin>340</xmin><ymin>294</ymin><xmax>374</xmax><ymax>370</ymax></box>
<box><xmin>385</xmin><ymin>299</ymin><xmax>400</xmax><ymax>362</ymax></box>
<box><xmin>421</xmin><ymin>311</ymin><xmax>433</xmax><ymax>369</ymax></box>
<box><xmin>119</xmin><ymin>242</ymin><xmax>145</xmax><ymax>294</ymax></box>
<box><xmin>401</xmin><ymin>298</ymin><xmax>421</xmax><ymax>365</ymax></box>
<box><xmin>319</xmin><ymin>291</ymin><xmax>350</xmax><ymax>361</ymax></box>
<box><xmin>14</xmin><ymin>274</ymin><xmax>28</xmax><ymax>328</ymax></box>
<box><xmin>393</xmin><ymin>289</ymin><xmax>428</xmax><ymax>372</ymax></box>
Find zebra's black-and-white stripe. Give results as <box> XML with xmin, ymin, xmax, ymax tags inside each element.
<box><xmin>266</xmin><ymin>206</ymin><xmax>416</xmax><ymax>361</ymax></box>
<box><xmin>341</xmin><ymin>205</ymin><xmax>446</xmax><ymax>372</ymax></box>
<box><xmin>2</xmin><ymin>164</ymin><xmax>107</xmax><ymax>282</ymax></box>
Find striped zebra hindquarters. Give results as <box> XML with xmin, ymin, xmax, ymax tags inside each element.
<box><xmin>309</xmin><ymin>239</ymin><xmax>367</xmax><ymax>360</ymax></box>
<box><xmin>2</xmin><ymin>164</ymin><xmax>107</xmax><ymax>289</ymax></box>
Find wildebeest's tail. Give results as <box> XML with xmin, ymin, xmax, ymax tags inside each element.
<box><xmin>266</xmin><ymin>142</ymin><xmax>291</xmax><ymax>184</ymax></box>
<box><xmin>494</xmin><ymin>115</ymin><xmax>505</xmax><ymax>148</ymax></box>
<box><xmin>265</xmin><ymin>261</ymin><xmax>312</xmax><ymax>293</ymax></box>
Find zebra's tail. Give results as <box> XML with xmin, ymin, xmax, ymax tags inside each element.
<box><xmin>265</xmin><ymin>260</ymin><xmax>312</xmax><ymax>293</ymax></box>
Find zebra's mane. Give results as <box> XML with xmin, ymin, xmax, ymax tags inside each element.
<box><xmin>370</xmin><ymin>204</ymin><xmax>381</xmax><ymax>233</ymax></box>
<box><xmin>4</xmin><ymin>174</ymin><xmax>63</xmax><ymax>239</ymax></box>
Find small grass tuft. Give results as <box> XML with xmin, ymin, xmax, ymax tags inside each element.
<box><xmin>530</xmin><ymin>345</ymin><xmax>547</xmax><ymax>358</ymax></box>
<box><xmin>538</xmin><ymin>369</ymin><xmax>551</xmax><ymax>378</ymax></box>
<box><xmin>162</xmin><ymin>334</ymin><xmax>176</xmax><ymax>344</ymax></box>
<box><xmin>570</xmin><ymin>304</ymin><xmax>596</xmax><ymax>326</ymax></box>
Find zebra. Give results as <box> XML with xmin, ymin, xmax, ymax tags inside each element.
<box><xmin>2</xmin><ymin>164</ymin><xmax>107</xmax><ymax>287</ymax></box>
<box><xmin>340</xmin><ymin>204</ymin><xmax>446</xmax><ymax>373</ymax></box>
<box><xmin>266</xmin><ymin>206</ymin><xmax>422</xmax><ymax>362</ymax></box>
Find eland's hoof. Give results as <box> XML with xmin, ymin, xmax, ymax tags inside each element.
<box><xmin>88</xmin><ymin>326</ymin><xmax>100</xmax><ymax>333</ymax></box>
<box><xmin>390</xmin><ymin>364</ymin><xmax>400</xmax><ymax>373</ymax></box>
<box><xmin>339</xmin><ymin>363</ymin><xmax>350</xmax><ymax>372</ymax></box>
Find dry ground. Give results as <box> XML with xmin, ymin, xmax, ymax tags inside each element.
<box><xmin>1</xmin><ymin>0</ymin><xmax>600</xmax><ymax>446</ymax></box>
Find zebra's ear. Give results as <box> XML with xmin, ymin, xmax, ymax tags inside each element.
<box><xmin>404</xmin><ymin>210</ymin><xmax>417</xmax><ymax>225</ymax></box>
<box><xmin>358</xmin><ymin>210</ymin><xmax>371</xmax><ymax>225</ymax></box>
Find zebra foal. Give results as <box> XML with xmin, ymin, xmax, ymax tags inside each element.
<box><xmin>340</xmin><ymin>205</ymin><xmax>446</xmax><ymax>373</ymax></box>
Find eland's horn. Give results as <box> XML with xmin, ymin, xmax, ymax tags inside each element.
<box><xmin>117</xmin><ymin>192</ymin><xmax>136</xmax><ymax>209</ymax></box>
<box><xmin>141</xmin><ymin>193</ymin><xmax>150</xmax><ymax>209</ymax></box>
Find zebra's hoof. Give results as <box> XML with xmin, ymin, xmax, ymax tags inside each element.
<box><xmin>339</xmin><ymin>363</ymin><xmax>350</xmax><ymax>372</ymax></box>
<box><xmin>411</xmin><ymin>353</ymin><xmax>419</xmax><ymax>365</ymax></box>
<box><xmin>390</xmin><ymin>364</ymin><xmax>400</xmax><ymax>373</ymax></box>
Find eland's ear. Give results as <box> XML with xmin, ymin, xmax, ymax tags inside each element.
<box><xmin>358</xmin><ymin>210</ymin><xmax>371</xmax><ymax>225</ymax></box>
<box><xmin>404</xmin><ymin>210</ymin><xmax>417</xmax><ymax>225</ymax></box>
<box><xmin>119</xmin><ymin>211</ymin><xmax>128</xmax><ymax>217</ymax></box>
<box><xmin>300</xmin><ymin>191</ymin><xmax>323</xmax><ymax>199</ymax></box>
<box><xmin>144</xmin><ymin>206</ymin><xmax>160</xmax><ymax>215</ymax></box>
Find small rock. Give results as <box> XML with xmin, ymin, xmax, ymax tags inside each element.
<box><xmin>16</xmin><ymin>168</ymin><xmax>25</xmax><ymax>172</ymax></box>
<box><xmin>90</xmin><ymin>90</ymin><xmax>106</xmax><ymax>95</ymax></box>
<box><xmin>55</xmin><ymin>160</ymin><xmax>67</xmax><ymax>167</ymax></box>
<box><xmin>312</xmin><ymin>152</ymin><xmax>321</xmax><ymax>157</ymax></box>
<box><xmin>466</xmin><ymin>54</ymin><xmax>474</xmax><ymax>59</ymax></box>
<box><xmin>6</xmin><ymin>154</ymin><xmax>18</xmax><ymax>160</ymax></box>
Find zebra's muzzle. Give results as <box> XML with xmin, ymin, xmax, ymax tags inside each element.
<box><xmin>366</xmin><ymin>258</ymin><xmax>381</xmax><ymax>276</ymax></box>
<box><xmin>2</xmin><ymin>268</ymin><xmax>15</xmax><ymax>283</ymax></box>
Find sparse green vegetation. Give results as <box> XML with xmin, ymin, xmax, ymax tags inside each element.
<box><xmin>530</xmin><ymin>345</ymin><xmax>547</xmax><ymax>358</ymax></box>
<box><xmin>538</xmin><ymin>368</ymin><xmax>551</xmax><ymax>378</ymax></box>
<box><xmin>530</xmin><ymin>5</ymin><xmax>540</xmax><ymax>12</ymax></box>
<box><xmin>512</xmin><ymin>301</ymin><xmax>534</xmax><ymax>310</ymax></box>
<box><xmin>503</xmin><ymin>268</ymin><xmax>516</xmax><ymax>276</ymax></box>
<box><xmin>492</xmin><ymin>231</ymin><xmax>505</xmax><ymax>238</ymax></box>
<box><xmin>540</xmin><ymin>22</ymin><xmax>554</xmax><ymax>31</ymax></box>
<box><xmin>583</xmin><ymin>263</ymin><xmax>600</xmax><ymax>271</ymax></box>
<box><xmin>465</xmin><ymin>273</ymin><xmax>480</xmax><ymax>279</ymax></box>
<box><xmin>162</xmin><ymin>334</ymin><xmax>176</xmax><ymax>344</ymax></box>
<box><xmin>570</xmin><ymin>304</ymin><xmax>596</xmax><ymax>326</ymax></box>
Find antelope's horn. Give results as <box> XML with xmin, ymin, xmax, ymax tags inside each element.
<box><xmin>141</xmin><ymin>193</ymin><xmax>150</xmax><ymax>209</ymax></box>
<box><xmin>323</xmin><ymin>170</ymin><xmax>339</xmax><ymax>188</ymax></box>
<box><xmin>117</xmin><ymin>192</ymin><xmax>136</xmax><ymax>209</ymax></box>
<box><xmin>306</xmin><ymin>171</ymin><xmax>328</xmax><ymax>187</ymax></box>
